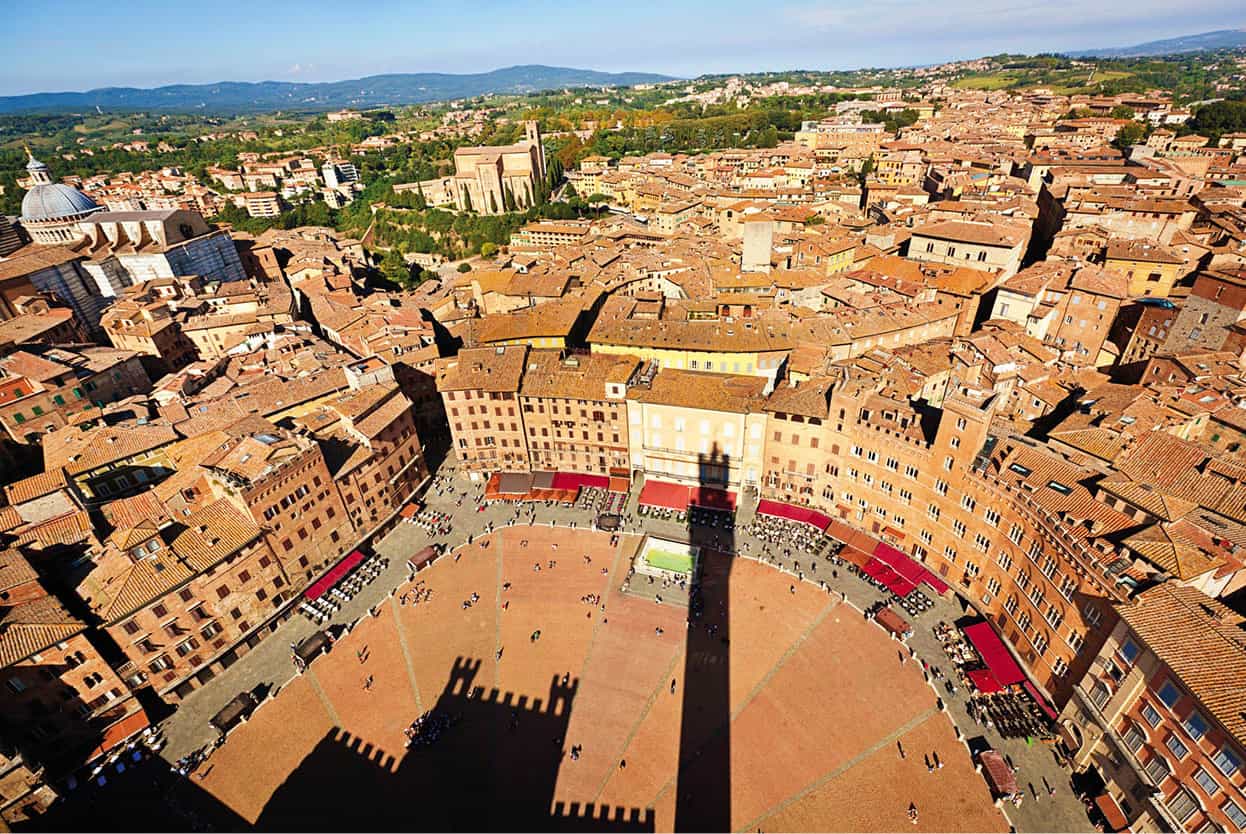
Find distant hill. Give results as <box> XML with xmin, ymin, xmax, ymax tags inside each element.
<box><xmin>1065</xmin><ymin>28</ymin><xmax>1246</xmax><ymax>59</ymax></box>
<box><xmin>0</xmin><ymin>65</ymin><xmax>677</xmax><ymax>115</ymax></box>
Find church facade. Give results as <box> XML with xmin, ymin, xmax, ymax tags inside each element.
<box><xmin>401</xmin><ymin>121</ymin><xmax>547</xmax><ymax>215</ymax></box>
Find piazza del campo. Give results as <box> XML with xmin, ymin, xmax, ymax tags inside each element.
<box><xmin>1</xmin><ymin>6</ymin><xmax>1246</xmax><ymax>832</ymax></box>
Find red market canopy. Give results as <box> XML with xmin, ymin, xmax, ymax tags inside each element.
<box><xmin>608</xmin><ymin>477</ymin><xmax>630</xmax><ymax>494</ymax></box>
<box><xmin>86</xmin><ymin>709</ymin><xmax>150</xmax><ymax>763</ymax></box>
<box><xmin>963</xmin><ymin>621</ymin><xmax>1026</xmax><ymax>686</ymax></box>
<box><xmin>756</xmin><ymin>499</ymin><xmax>831</xmax><ymax>530</ymax></box>
<box><xmin>639</xmin><ymin>480</ymin><xmax>690</xmax><ymax>510</ymax></box>
<box><xmin>862</xmin><ymin>558</ymin><xmax>918</xmax><ymax>598</ymax></box>
<box><xmin>826</xmin><ymin>520</ymin><xmax>878</xmax><ymax>554</ymax></box>
<box><xmin>839</xmin><ymin>546</ymin><xmax>873</xmax><ymax>568</ymax></box>
<box><xmin>873</xmin><ymin>542</ymin><xmax>950</xmax><ymax>594</ymax></box>
<box><xmin>305</xmin><ymin>550</ymin><xmax>365</xmax><ymax>601</ymax></box>
<box><xmin>1024</xmin><ymin>680</ymin><xmax>1058</xmax><ymax>721</ymax></box>
<box><xmin>967</xmin><ymin>667</ymin><xmax>1005</xmax><ymax>694</ymax></box>
<box><xmin>550</xmin><ymin>472</ymin><xmax>610</xmax><ymax>491</ymax></box>
<box><xmin>690</xmin><ymin>486</ymin><xmax>735</xmax><ymax>511</ymax></box>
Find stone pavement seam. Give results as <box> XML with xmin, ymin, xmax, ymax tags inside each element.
<box><xmin>572</xmin><ymin>531</ymin><xmax>632</xmax><ymax>686</ymax></box>
<box><xmin>589</xmin><ymin>637</ymin><xmax>685</xmax><ymax>806</ymax></box>
<box><xmin>648</xmin><ymin>593</ymin><xmax>842</xmax><ymax>809</ymax></box>
<box><xmin>736</xmin><ymin>705</ymin><xmax>941</xmax><ymax>834</ymax></box>
<box><xmin>728</xmin><ymin>594</ymin><xmax>841</xmax><ymax>725</ymax></box>
<box><xmin>305</xmin><ymin>666</ymin><xmax>343</xmax><ymax>726</ymax></box>
<box><xmin>389</xmin><ymin>595</ymin><xmax>424</xmax><ymax>715</ymax></box>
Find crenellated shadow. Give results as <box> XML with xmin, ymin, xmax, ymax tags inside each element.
<box><xmin>250</xmin><ymin>656</ymin><xmax>654</xmax><ymax>832</ymax></box>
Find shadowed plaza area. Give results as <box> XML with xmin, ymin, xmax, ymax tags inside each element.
<box><xmin>255</xmin><ymin>658</ymin><xmax>653</xmax><ymax>832</ymax></box>
<box><xmin>175</xmin><ymin>520</ymin><xmax>1006</xmax><ymax>832</ymax></box>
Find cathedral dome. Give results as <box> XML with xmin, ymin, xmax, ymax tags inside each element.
<box><xmin>21</xmin><ymin>182</ymin><xmax>100</xmax><ymax>222</ymax></box>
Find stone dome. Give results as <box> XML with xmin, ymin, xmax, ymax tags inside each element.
<box><xmin>21</xmin><ymin>182</ymin><xmax>100</xmax><ymax>222</ymax></box>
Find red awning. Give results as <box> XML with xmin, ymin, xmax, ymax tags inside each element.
<box><xmin>639</xmin><ymin>480</ymin><xmax>690</xmax><ymax>510</ymax></box>
<box><xmin>882</xmin><ymin>525</ymin><xmax>906</xmax><ymax>540</ymax></box>
<box><xmin>399</xmin><ymin>503</ymin><xmax>420</xmax><ymax>519</ymax></box>
<box><xmin>690</xmin><ymin>486</ymin><xmax>735</xmax><ymax>511</ymax></box>
<box><xmin>1024</xmin><ymin>680</ymin><xmax>1058</xmax><ymax>720</ymax></box>
<box><xmin>1096</xmin><ymin>793</ymin><xmax>1129</xmax><ymax>832</ymax></box>
<box><xmin>840</xmin><ymin>546</ymin><xmax>873</xmax><ymax>568</ymax></box>
<box><xmin>305</xmin><ymin>550</ymin><xmax>366</xmax><ymax>601</ymax></box>
<box><xmin>608</xmin><ymin>477</ymin><xmax>630</xmax><ymax>494</ymax></box>
<box><xmin>756</xmin><ymin>499</ymin><xmax>831</xmax><ymax>530</ymax></box>
<box><xmin>826</xmin><ymin>520</ymin><xmax>878</xmax><ymax>554</ymax></box>
<box><xmin>873</xmin><ymin>541</ymin><xmax>950</xmax><ymax>594</ymax></box>
<box><xmin>550</xmin><ymin>471</ymin><xmax>610</xmax><ymax>491</ymax></box>
<box><xmin>86</xmin><ymin>709</ymin><xmax>150</xmax><ymax>763</ymax></box>
<box><xmin>968</xmin><ymin>667</ymin><xmax>1005</xmax><ymax>694</ymax></box>
<box><xmin>863</xmin><ymin>558</ymin><xmax>918</xmax><ymax>597</ymax></box>
<box><xmin>963</xmin><ymin>621</ymin><xmax>1026</xmax><ymax>686</ymax></box>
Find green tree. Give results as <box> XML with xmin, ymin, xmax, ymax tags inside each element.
<box><xmin>1109</xmin><ymin>105</ymin><xmax>1136</xmax><ymax>120</ymax></box>
<box><xmin>1187</xmin><ymin>100</ymin><xmax>1246</xmax><ymax>145</ymax></box>
<box><xmin>457</xmin><ymin>262</ymin><xmax>473</xmax><ymax>273</ymax></box>
<box><xmin>1112</xmin><ymin>121</ymin><xmax>1148</xmax><ymax>150</ymax></box>
<box><xmin>489</xmin><ymin>192</ymin><xmax>499</xmax><ymax>213</ymax></box>
<box><xmin>380</xmin><ymin>248</ymin><xmax>411</xmax><ymax>287</ymax></box>
<box><xmin>480</xmin><ymin>242</ymin><xmax>498</xmax><ymax>259</ymax></box>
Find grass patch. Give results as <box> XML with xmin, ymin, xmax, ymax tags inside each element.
<box><xmin>951</xmin><ymin>73</ymin><xmax>1019</xmax><ymax>90</ymax></box>
<box><xmin>646</xmin><ymin>550</ymin><xmax>694</xmax><ymax>574</ymax></box>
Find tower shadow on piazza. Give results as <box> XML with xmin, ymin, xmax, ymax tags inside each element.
<box><xmin>249</xmin><ymin>656</ymin><xmax>654</xmax><ymax>832</ymax></box>
<box><xmin>672</xmin><ymin>447</ymin><xmax>734</xmax><ymax>832</ymax></box>
<box><xmin>245</xmin><ymin>449</ymin><xmax>734</xmax><ymax>833</ymax></box>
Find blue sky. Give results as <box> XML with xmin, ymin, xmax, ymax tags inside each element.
<box><xmin>4</xmin><ymin>0</ymin><xmax>1243</xmax><ymax>96</ymax></box>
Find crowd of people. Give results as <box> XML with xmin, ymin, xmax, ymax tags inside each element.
<box><xmin>400</xmin><ymin>581</ymin><xmax>433</xmax><ymax>607</ymax></box>
<box><xmin>405</xmin><ymin>709</ymin><xmax>458</xmax><ymax>748</ymax></box>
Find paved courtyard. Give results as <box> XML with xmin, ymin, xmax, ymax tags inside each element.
<box><xmin>186</xmin><ymin>526</ymin><xmax>1006</xmax><ymax>832</ymax></box>
<box><xmin>149</xmin><ymin>459</ymin><xmax>1092</xmax><ymax>832</ymax></box>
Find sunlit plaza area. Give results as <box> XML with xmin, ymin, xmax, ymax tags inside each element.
<box><xmin>49</xmin><ymin>461</ymin><xmax>1100</xmax><ymax>833</ymax></box>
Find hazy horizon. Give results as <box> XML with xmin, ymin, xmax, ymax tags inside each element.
<box><xmin>4</xmin><ymin>0</ymin><xmax>1243</xmax><ymax>97</ymax></box>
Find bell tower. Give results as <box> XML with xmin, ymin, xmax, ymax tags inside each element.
<box><xmin>524</xmin><ymin>120</ymin><xmax>546</xmax><ymax>182</ymax></box>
